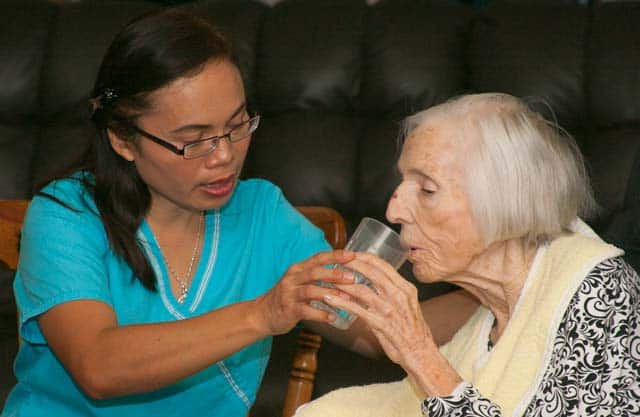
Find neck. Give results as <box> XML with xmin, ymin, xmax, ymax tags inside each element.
<box><xmin>450</xmin><ymin>238</ymin><xmax>537</xmax><ymax>342</ymax></box>
<box><xmin>146</xmin><ymin>198</ymin><xmax>204</xmax><ymax>236</ymax></box>
<box><xmin>147</xmin><ymin>209</ymin><xmax>204</xmax><ymax>248</ymax></box>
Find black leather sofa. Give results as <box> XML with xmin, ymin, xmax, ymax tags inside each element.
<box><xmin>2</xmin><ymin>0</ymin><xmax>640</xmax><ymax>415</ymax></box>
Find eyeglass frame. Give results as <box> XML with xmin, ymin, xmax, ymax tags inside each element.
<box><xmin>124</xmin><ymin>114</ymin><xmax>260</xmax><ymax>160</ymax></box>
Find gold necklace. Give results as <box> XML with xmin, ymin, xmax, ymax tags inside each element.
<box><xmin>159</xmin><ymin>212</ymin><xmax>204</xmax><ymax>304</ymax></box>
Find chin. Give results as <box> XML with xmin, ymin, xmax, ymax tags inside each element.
<box><xmin>412</xmin><ymin>263</ymin><xmax>442</xmax><ymax>284</ymax></box>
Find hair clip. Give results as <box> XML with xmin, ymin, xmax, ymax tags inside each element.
<box><xmin>89</xmin><ymin>88</ymin><xmax>119</xmax><ymax>116</ymax></box>
<box><xmin>102</xmin><ymin>88</ymin><xmax>119</xmax><ymax>104</ymax></box>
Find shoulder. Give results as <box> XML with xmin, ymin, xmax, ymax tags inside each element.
<box><xmin>579</xmin><ymin>256</ymin><xmax>639</xmax><ymax>306</ymax></box>
<box><xmin>235</xmin><ymin>178</ymin><xmax>284</xmax><ymax>201</ymax></box>
<box><xmin>33</xmin><ymin>171</ymin><xmax>97</xmax><ymax>214</ymax></box>
<box><xmin>230</xmin><ymin>179</ymin><xmax>327</xmax><ymax>243</ymax></box>
<box><xmin>231</xmin><ymin>178</ymin><xmax>283</xmax><ymax>205</ymax></box>
<box><xmin>225</xmin><ymin>178</ymin><xmax>291</xmax><ymax>217</ymax></box>
<box><xmin>25</xmin><ymin>172</ymin><xmax>102</xmax><ymax>236</ymax></box>
<box><xmin>584</xmin><ymin>256</ymin><xmax>639</xmax><ymax>295</ymax></box>
<box><xmin>560</xmin><ymin>256</ymin><xmax>639</xmax><ymax>340</ymax></box>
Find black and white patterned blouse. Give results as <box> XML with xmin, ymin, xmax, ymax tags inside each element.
<box><xmin>422</xmin><ymin>256</ymin><xmax>640</xmax><ymax>417</ymax></box>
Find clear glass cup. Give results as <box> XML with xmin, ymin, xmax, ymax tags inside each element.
<box><xmin>312</xmin><ymin>217</ymin><xmax>409</xmax><ymax>329</ymax></box>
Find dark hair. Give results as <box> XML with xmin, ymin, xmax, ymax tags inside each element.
<box><xmin>83</xmin><ymin>8</ymin><xmax>234</xmax><ymax>290</ymax></box>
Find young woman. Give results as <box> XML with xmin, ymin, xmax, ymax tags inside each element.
<box><xmin>1</xmin><ymin>9</ymin><xmax>360</xmax><ymax>417</ymax></box>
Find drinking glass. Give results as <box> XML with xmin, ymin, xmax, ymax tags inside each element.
<box><xmin>312</xmin><ymin>217</ymin><xmax>409</xmax><ymax>329</ymax></box>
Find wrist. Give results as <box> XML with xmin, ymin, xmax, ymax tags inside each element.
<box><xmin>408</xmin><ymin>350</ymin><xmax>462</xmax><ymax>397</ymax></box>
<box><xmin>244</xmin><ymin>297</ymin><xmax>273</xmax><ymax>339</ymax></box>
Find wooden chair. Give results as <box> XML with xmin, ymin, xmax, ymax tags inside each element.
<box><xmin>0</xmin><ymin>200</ymin><xmax>29</xmax><ymax>348</ymax></box>
<box><xmin>0</xmin><ymin>200</ymin><xmax>346</xmax><ymax>417</ymax></box>
<box><xmin>0</xmin><ymin>199</ymin><xmax>28</xmax><ymax>271</ymax></box>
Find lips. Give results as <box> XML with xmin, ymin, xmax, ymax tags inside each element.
<box><xmin>200</xmin><ymin>174</ymin><xmax>236</xmax><ymax>198</ymax></box>
<box><xmin>399</xmin><ymin>236</ymin><xmax>413</xmax><ymax>250</ymax></box>
<box><xmin>401</xmin><ymin>239</ymin><xmax>420</xmax><ymax>259</ymax></box>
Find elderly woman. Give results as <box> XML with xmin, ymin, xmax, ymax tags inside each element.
<box><xmin>297</xmin><ymin>93</ymin><xmax>640</xmax><ymax>417</ymax></box>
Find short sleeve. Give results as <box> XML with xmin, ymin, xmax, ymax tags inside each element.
<box><xmin>269</xmin><ymin>187</ymin><xmax>331</xmax><ymax>280</ymax></box>
<box><xmin>13</xmin><ymin>184</ymin><xmax>113</xmax><ymax>344</ymax></box>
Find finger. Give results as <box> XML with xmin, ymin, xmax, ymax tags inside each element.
<box><xmin>299</xmin><ymin>303</ymin><xmax>339</xmax><ymax>324</ymax></box>
<box><xmin>296</xmin><ymin>281</ymin><xmax>354</xmax><ymax>303</ymax></box>
<box><xmin>311</xmin><ymin>264</ymin><xmax>357</xmax><ymax>285</ymax></box>
<box><xmin>343</xmin><ymin>257</ymin><xmax>405</xmax><ymax>298</ymax></box>
<box><xmin>284</xmin><ymin>257</ymin><xmax>356</xmax><ymax>287</ymax></box>
<box><xmin>336</xmin><ymin>273</ymin><xmax>422</xmax><ymax>330</ymax></box>
<box><xmin>303</xmin><ymin>249</ymin><xmax>356</xmax><ymax>269</ymax></box>
<box><xmin>332</xmin><ymin>282</ymin><xmax>379</xmax><ymax>309</ymax></box>
<box><xmin>286</xmin><ymin>265</ymin><xmax>356</xmax><ymax>289</ymax></box>
<box><xmin>323</xmin><ymin>293</ymin><xmax>392</xmax><ymax>332</ymax></box>
<box><xmin>326</xmin><ymin>287</ymin><xmax>419</xmax><ymax>340</ymax></box>
<box><xmin>331</xmin><ymin>271</ymin><xmax>406</xmax><ymax>320</ymax></box>
<box><xmin>353</xmin><ymin>252</ymin><xmax>413</xmax><ymax>292</ymax></box>
<box><xmin>351</xmin><ymin>253</ymin><xmax>419</xmax><ymax>304</ymax></box>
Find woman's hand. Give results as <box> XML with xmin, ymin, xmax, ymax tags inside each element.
<box><xmin>327</xmin><ymin>252</ymin><xmax>435</xmax><ymax>368</ymax></box>
<box><xmin>254</xmin><ymin>250</ymin><xmax>356</xmax><ymax>336</ymax></box>
<box><xmin>322</xmin><ymin>252</ymin><xmax>462</xmax><ymax>396</ymax></box>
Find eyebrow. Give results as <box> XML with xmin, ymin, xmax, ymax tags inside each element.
<box><xmin>397</xmin><ymin>165</ymin><xmax>434</xmax><ymax>182</ymax></box>
<box><xmin>169</xmin><ymin>102</ymin><xmax>247</xmax><ymax>135</ymax></box>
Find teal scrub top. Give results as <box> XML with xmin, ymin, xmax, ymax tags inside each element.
<box><xmin>2</xmin><ymin>174</ymin><xmax>329</xmax><ymax>417</ymax></box>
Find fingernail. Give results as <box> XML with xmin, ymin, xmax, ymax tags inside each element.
<box><xmin>342</xmin><ymin>270</ymin><xmax>356</xmax><ymax>282</ymax></box>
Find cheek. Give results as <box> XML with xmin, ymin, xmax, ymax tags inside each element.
<box><xmin>413</xmin><ymin>204</ymin><xmax>483</xmax><ymax>274</ymax></box>
<box><xmin>418</xmin><ymin>212</ymin><xmax>464</xmax><ymax>255</ymax></box>
<box><xmin>134</xmin><ymin>151</ymin><xmax>195</xmax><ymax>194</ymax></box>
<box><xmin>447</xmin><ymin>215</ymin><xmax>483</xmax><ymax>259</ymax></box>
<box><xmin>234</xmin><ymin>139</ymin><xmax>251</xmax><ymax>165</ymax></box>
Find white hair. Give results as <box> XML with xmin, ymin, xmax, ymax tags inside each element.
<box><xmin>402</xmin><ymin>93</ymin><xmax>598</xmax><ymax>245</ymax></box>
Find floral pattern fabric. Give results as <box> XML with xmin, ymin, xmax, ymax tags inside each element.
<box><xmin>422</xmin><ymin>257</ymin><xmax>640</xmax><ymax>417</ymax></box>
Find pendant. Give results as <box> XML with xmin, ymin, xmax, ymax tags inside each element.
<box><xmin>177</xmin><ymin>279</ymin><xmax>188</xmax><ymax>304</ymax></box>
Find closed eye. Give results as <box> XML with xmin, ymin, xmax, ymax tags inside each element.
<box><xmin>182</xmin><ymin>135</ymin><xmax>209</xmax><ymax>145</ymax></box>
<box><xmin>181</xmin><ymin>114</ymin><xmax>251</xmax><ymax>145</ymax></box>
<box><xmin>181</xmin><ymin>123</ymin><xmax>241</xmax><ymax>144</ymax></box>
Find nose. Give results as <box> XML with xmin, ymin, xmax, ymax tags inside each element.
<box><xmin>203</xmin><ymin>136</ymin><xmax>233</xmax><ymax>168</ymax></box>
<box><xmin>386</xmin><ymin>185</ymin><xmax>411</xmax><ymax>225</ymax></box>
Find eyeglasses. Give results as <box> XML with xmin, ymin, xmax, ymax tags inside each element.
<box><xmin>130</xmin><ymin>114</ymin><xmax>260</xmax><ymax>160</ymax></box>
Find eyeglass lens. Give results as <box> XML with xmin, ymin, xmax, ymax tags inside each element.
<box><xmin>183</xmin><ymin>116</ymin><xmax>258</xmax><ymax>159</ymax></box>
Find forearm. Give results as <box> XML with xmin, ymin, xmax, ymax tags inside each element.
<box><xmin>421</xmin><ymin>289</ymin><xmax>479</xmax><ymax>346</ymax></box>
<box><xmin>41</xmin><ymin>299</ymin><xmax>268</xmax><ymax>399</ymax></box>
<box><xmin>309</xmin><ymin>289</ymin><xmax>479</xmax><ymax>359</ymax></box>
<box><xmin>304</xmin><ymin>317</ymin><xmax>384</xmax><ymax>359</ymax></box>
<box><xmin>407</xmin><ymin>348</ymin><xmax>462</xmax><ymax>397</ymax></box>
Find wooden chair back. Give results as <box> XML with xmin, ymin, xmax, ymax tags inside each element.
<box><xmin>281</xmin><ymin>206</ymin><xmax>347</xmax><ymax>417</ymax></box>
<box><xmin>0</xmin><ymin>199</ymin><xmax>29</xmax><ymax>348</ymax></box>
<box><xmin>0</xmin><ymin>200</ymin><xmax>29</xmax><ymax>270</ymax></box>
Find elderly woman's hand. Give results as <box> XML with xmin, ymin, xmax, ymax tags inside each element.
<box><xmin>323</xmin><ymin>252</ymin><xmax>462</xmax><ymax>396</ymax></box>
<box><xmin>329</xmin><ymin>252</ymin><xmax>435</xmax><ymax>367</ymax></box>
<box><xmin>254</xmin><ymin>250</ymin><xmax>356</xmax><ymax>336</ymax></box>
